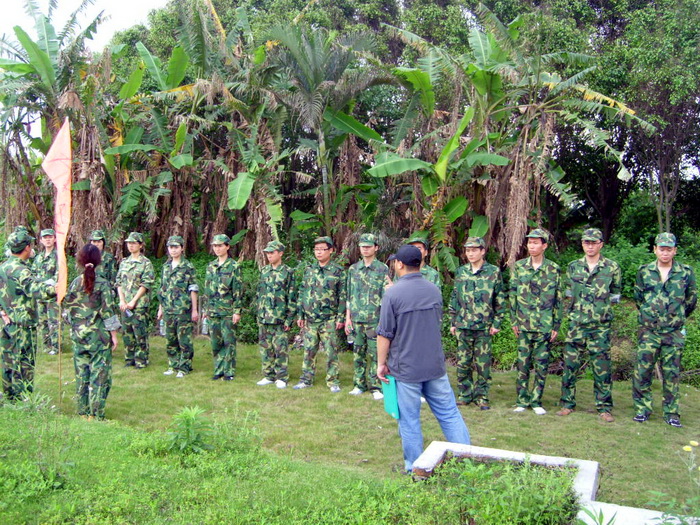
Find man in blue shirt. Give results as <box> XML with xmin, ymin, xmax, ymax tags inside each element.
<box><xmin>377</xmin><ymin>245</ymin><xmax>470</xmax><ymax>473</ymax></box>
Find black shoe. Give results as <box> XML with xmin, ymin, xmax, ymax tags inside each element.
<box><xmin>633</xmin><ymin>413</ymin><xmax>649</xmax><ymax>423</ymax></box>
<box><xmin>456</xmin><ymin>400</ymin><xmax>470</xmax><ymax>406</ymax></box>
<box><xmin>124</xmin><ymin>361</ymin><xmax>135</xmax><ymax>367</ymax></box>
<box><xmin>223</xmin><ymin>376</ymin><xmax>235</xmax><ymax>381</ymax></box>
<box><xmin>666</xmin><ymin>418</ymin><xmax>682</xmax><ymax>428</ymax></box>
<box><xmin>479</xmin><ymin>404</ymin><xmax>491</xmax><ymax>411</ymax></box>
<box><xmin>211</xmin><ymin>374</ymin><xmax>223</xmax><ymax>381</ymax></box>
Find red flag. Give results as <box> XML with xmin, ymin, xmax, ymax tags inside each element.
<box><xmin>42</xmin><ymin>118</ymin><xmax>72</xmax><ymax>303</ymax></box>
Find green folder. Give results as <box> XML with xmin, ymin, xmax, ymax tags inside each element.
<box><xmin>382</xmin><ymin>375</ymin><xmax>399</xmax><ymax>419</ymax></box>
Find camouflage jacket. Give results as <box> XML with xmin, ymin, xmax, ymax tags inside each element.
<box><xmin>298</xmin><ymin>261</ymin><xmax>346</xmax><ymax>323</ymax></box>
<box><xmin>510</xmin><ymin>257</ymin><xmax>562</xmax><ymax>333</ymax></box>
<box><xmin>32</xmin><ymin>249</ymin><xmax>58</xmax><ymax>282</ymax></box>
<box><xmin>97</xmin><ymin>252</ymin><xmax>118</xmax><ymax>287</ymax></box>
<box><xmin>63</xmin><ymin>276</ymin><xmax>121</xmax><ymax>336</ymax></box>
<box><xmin>347</xmin><ymin>259</ymin><xmax>389</xmax><ymax>324</ymax></box>
<box><xmin>449</xmin><ymin>262</ymin><xmax>505</xmax><ymax>330</ymax></box>
<box><xmin>116</xmin><ymin>255</ymin><xmax>155</xmax><ymax>310</ymax></box>
<box><xmin>256</xmin><ymin>263</ymin><xmax>296</xmax><ymax>326</ymax></box>
<box><xmin>158</xmin><ymin>259</ymin><xmax>199</xmax><ymax>315</ymax></box>
<box><xmin>204</xmin><ymin>257</ymin><xmax>242</xmax><ymax>318</ymax></box>
<box><xmin>565</xmin><ymin>256</ymin><xmax>622</xmax><ymax>327</ymax></box>
<box><xmin>0</xmin><ymin>257</ymin><xmax>56</xmax><ymax>327</ymax></box>
<box><xmin>634</xmin><ymin>260</ymin><xmax>698</xmax><ymax>333</ymax></box>
<box><xmin>421</xmin><ymin>265</ymin><xmax>441</xmax><ymax>288</ymax></box>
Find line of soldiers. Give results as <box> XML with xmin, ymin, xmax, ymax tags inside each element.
<box><xmin>0</xmin><ymin>226</ymin><xmax>696</xmax><ymax>428</ymax></box>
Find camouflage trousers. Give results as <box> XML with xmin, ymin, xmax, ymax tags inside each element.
<box><xmin>209</xmin><ymin>316</ymin><xmax>236</xmax><ymax>378</ymax></box>
<box><xmin>351</xmin><ymin>322</ymin><xmax>380</xmax><ymax>393</ymax></box>
<box><xmin>164</xmin><ymin>313</ymin><xmax>194</xmax><ymax>373</ymax></box>
<box><xmin>1</xmin><ymin>324</ymin><xmax>36</xmax><ymax>401</ymax></box>
<box><xmin>515</xmin><ymin>331</ymin><xmax>551</xmax><ymax>408</ymax></box>
<box><xmin>258</xmin><ymin>323</ymin><xmax>289</xmax><ymax>382</ymax></box>
<box><xmin>633</xmin><ymin>328</ymin><xmax>684</xmax><ymax>420</ymax></box>
<box><xmin>455</xmin><ymin>329</ymin><xmax>492</xmax><ymax>404</ymax></box>
<box><xmin>560</xmin><ymin>324</ymin><xmax>613</xmax><ymax>412</ymax></box>
<box><xmin>299</xmin><ymin>319</ymin><xmax>340</xmax><ymax>387</ymax></box>
<box><xmin>37</xmin><ymin>300</ymin><xmax>59</xmax><ymax>353</ymax></box>
<box><xmin>72</xmin><ymin>331</ymin><xmax>112</xmax><ymax>419</ymax></box>
<box><xmin>121</xmin><ymin>309</ymin><xmax>150</xmax><ymax>366</ymax></box>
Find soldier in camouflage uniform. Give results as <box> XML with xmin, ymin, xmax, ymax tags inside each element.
<box><xmin>256</xmin><ymin>241</ymin><xmax>296</xmax><ymax>388</ymax></box>
<box><xmin>0</xmin><ymin>230</ymin><xmax>56</xmax><ymax>400</ymax></box>
<box><xmin>157</xmin><ymin>236</ymin><xmax>199</xmax><ymax>378</ymax></box>
<box><xmin>449</xmin><ymin>237</ymin><xmax>505</xmax><ymax>410</ymax></box>
<box><xmin>346</xmin><ymin>233</ymin><xmax>390</xmax><ymax>400</ymax></box>
<box><xmin>510</xmin><ymin>228</ymin><xmax>561</xmax><ymax>415</ymax></box>
<box><xmin>203</xmin><ymin>234</ymin><xmax>242</xmax><ymax>381</ymax></box>
<box><xmin>116</xmin><ymin>232</ymin><xmax>155</xmax><ymax>368</ymax></box>
<box><xmin>89</xmin><ymin>230</ymin><xmax>118</xmax><ymax>288</ymax></box>
<box><xmin>632</xmin><ymin>232</ymin><xmax>697</xmax><ymax>428</ymax></box>
<box><xmin>33</xmin><ymin>229</ymin><xmax>59</xmax><ymax>354</ymax></box>
<box><xmin>63</xmin><ymin>244</ymin><xmax>121</xmax><ymax>419</ymax></box>
<box><xmin>557</xmin><ymin>228</ymin><xmax>621</xmax><ymax>422</ymax></box>
<box><xmin>407</xmin><ymin>236</ymin><xmax>441</xmax><ymax>287</ymax></box>
<box><xmin>293</xmin><ymin>236</ymin><xmax>346</xmax><ymax>392</ymax></box>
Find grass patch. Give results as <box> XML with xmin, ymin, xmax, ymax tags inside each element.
<box><xmin>24</xmin><ymin>333</ymin><xmax>700</xmax><ymax>514</ymax></box>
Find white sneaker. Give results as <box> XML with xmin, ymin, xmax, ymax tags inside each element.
<box><xmin>372</xmin><ymin>391</ymin><xmax>384</xmax><ymax>400</ymax></box>
<box><xmin>275</xmin><ymin>380</ymin><xmax>287</xmax><ymax>389</ymax></box>
<box><xmin>420</xmin><ymin>397</ymin><xmax>426</xmax><ymax>403</ymax></box>
<box><xmin>176</xmin><ymin>371</ymin><xmax>185</xmax><ymax>378</ymax></box>
<box><xmin>293</xmin><ymin>382</ymin><xmax>309</xmax><ymax>390</ymax></box>
<box><xmin>329</xmin><ymin>385</ymin><xmax>341</xmax><ymax>393</ymax></box>
<box><xmin>256</xmin><ymin>378</ymin><xmax>274</xmax><ymax>386</ymax></box>
<box><xmin>163</xmin><ymin>369</ymin><xmax>175</xmax><ymax>376</ymax></box>
<box><xmin>533</xmin><ymin>407</ymin><xmax>547</xmax><ymax>415</ymax></box>
<box><xmin>513</xmin><ymin>407</ymin><xmax>526</xmax><ymax>413</ymax></box>
<box><xmin>349</xmin><ymin>387</ymin><xmax>364</xmax><ymax>395</ymax></box>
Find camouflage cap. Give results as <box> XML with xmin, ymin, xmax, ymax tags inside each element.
<box><xmin>358</xmin><ymin>233</ymin><xmax>378</xmax><ymax>247</ymax></box>
<box><xmin>211</xmin><ymin>234</ymin><xmax>231</xmax><ymax>245</ymax></box>
<box><xmin>655</xmin><ymin>232</ymin><xmax>677</xmax><ymax>247</ymax></box>
<box><xmin>464</xmin><ymin>236</ymin><xmax>485</xmax><ymax>248</ymax></box>
<box><xmin>167</xmin><ymin>235</ymin><xmax>184</xmax><ymax>247</ymax></box>
<box><xmin>90</xmin><ymin>229</ymin><xmax>106</xmax><ymax>241</ymax></box>
<box><xmin>40</xmin><ymin>228</ymin><xmax>55</xmax><ymax>237</ymax></box>
<box><xmin>13</xmin><ymin>226</ymin><xmax>29</xmax><ymax>234</ymax></box>
<box><xmin>6</xmin><ymin>230</ymin><xmax>35</xmax><ymax>253</ymax></box>
<box><xmin>406</xmin><ymin>235</ymin><xmax>429</xmax><ymax>249</ymax></box>
<box><xmin>263</xmin><ymin>240</ymin><xmax>285</xmax><ymax>252</ymax></box>
<box><xmin>313</xmin><ymin>236</ymin><xmax>334</xmax><ymax>248</ymax></box>
<box><xmin>526</xmin><ymin>228</ymin><xmax>549</xmax><ymax>243</ymax></box>
<box><xmin>125</xmin><ymin>232</ymin><xmax>144</xmax><ymax>243</ymax></box>
<box><xmin>582</xmin><ymin>228</ymin><xmax>603</xmax><ymax>242</ymax></box>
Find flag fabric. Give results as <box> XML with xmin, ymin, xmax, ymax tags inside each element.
<box><xmin>42</xmin><ymin>118</ymin><xmax>72</xmax><ymax>303</ymax></box>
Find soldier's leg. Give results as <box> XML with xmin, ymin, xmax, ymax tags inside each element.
<box><xmin>132</xmin><ymin>310</ymin><xmax>150</xmax><ymax>366</ymax></box>
<box><xmin>659</xmin><ymin>330</ymin><xmax>683</xmax><ymax>421</ymax></box>
<box><xmin>176</xmin><ymin>314</ymin><xmax>194</xmax><ymax>373</ymax></box>
<box><xmin>18</xmin><ymin>327</ymin><xmax>37</xmax><ymax>395</ymax></box>
<box><xmin>220</xmin><ymin>317</ymin><xmax>237</xmax><ymax>377</ymax></box>
<box><xmin>209</xmin><ymin>317</ymin><xmax>225</xmax><ymax>377</ymax></box>
<box><xmin>90</xmin><ymin>344</ymin><xmax>112</xmax><ymax>419</ymax></box>
<box><xmin>530</xmin><ymin>332</ymin><xmax>550</xmax><ymax>408</ymax></box>
<box><xmin>515</xmin><ymin>332</ymin><xmax>533</xmax><ymax>407</ymax></box>
<box><xmin>473</xmin><ymin>331</ymin><xmax>493</xmax><ymax>405</ymax></box>
<box><xmin>45</xmin><ymin>302</ymin><xmax>59</xmax><ymax>353</ymax></box>
<box><xmin>258</xmin><ymin>324</ymin><xmax>276</xmax><ymax>380</ymax></box>
<box><xmin>1</xmin><ymin>327</ymin><xmax>23</xmax><ymax>400</ymax></box>
<box><xmin>589</xmin><ymin>326</ymin><xmax>613</xmax><ymax>413</ymax></box>
<box><xmin>366</xmin><ymin>328</ymin><xmax>381</xmax><ymax>393</ymax></box>
<box><xmin>560</xmin><ymin>324</ymin><xmax>585</xmax><ymax>410</ymax></box>
<box><xmin>632</xmin><ymin>329</ymin><xmax>659</xmax><ymax>416</ymax></box>
<box><xmin>73</xmin><ymin>344</ymin><xmax>90</xmax><ymax>415</ymax></box>
<box><xmin>271</xmin><ymin>324</ymin><xmax>290</xmax><ymax>383</ymax></box>
<box><xmin>121</xmin><ymin>312</ymin><xmax>136</xmax><ymax>364</ymax></box>
<box><xmin>322</xmin><ymin>320</ymin><xmax>341</xmax><ymax>388</ymax></box>
<box><xmin>300</xmin><ymin>322</ymin><xmax>321</xmax><ymax>385</ymax></box>
<box><xmin>352</xmin><ymin>325</ymin><xmax>369</xmax><ymax>391</ymax></box>
<box><xmin>455</xmin><ymin>329</ymin><xmax>476</xmax><ymax>404</ymax></box>
<box><xmin>164</xmin><ymin>313</ymin><xmax>179</xmax><ymax>370</ymax></box>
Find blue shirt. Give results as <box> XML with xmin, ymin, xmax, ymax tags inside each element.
<box><xmin>377</xmin><ymin>272</ymin><xmax>446</xmax><ymax>382</ymax></box>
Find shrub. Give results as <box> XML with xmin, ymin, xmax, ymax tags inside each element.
<box><xmin>167</xmin><ymin>406</ymin><xmax>214</xmax><ymax>454</ymax></box>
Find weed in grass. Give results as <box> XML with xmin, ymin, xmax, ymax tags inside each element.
<box><xmin>168</xmin><ymin>405</ymin><xmax>214</xmax><ymax>454</ymax></box>
<box><xmin>647</xmin><ymin>440</ymin><xmax>700</xmax><ymax>524</ymax></box>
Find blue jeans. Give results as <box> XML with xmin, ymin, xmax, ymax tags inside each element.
<box><xmin>396</xmin><ymin>374</ymin><xmax>471</xmax><ymax>471</ymax></box>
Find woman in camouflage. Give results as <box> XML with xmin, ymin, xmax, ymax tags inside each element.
<box><xmin>64</xmin><ymin>244</ymin><xmax>121</xmax><ymax>420</ymax></box>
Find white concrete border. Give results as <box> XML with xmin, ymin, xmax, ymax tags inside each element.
<box><xmin>412</xmin><ymin>441</ymin><xmax>695</xmax><ymax>524</ymax></box>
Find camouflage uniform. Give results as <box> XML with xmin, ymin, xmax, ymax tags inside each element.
<box><xmin>633</xmin><ymin>248</ymin><xmax>697</xmax><ymax>422</ymax></box>
<box><xmin>449</xmin><ymin>252</ymin><xmax>505</xmax><ymax>405</ymax></box>
<box><xmin>421</xmin><ymin>265</ymin><xmax>441</xmax><ymax>288</ymax></box>
<box><xmin>297</xmin><ymin>255</ymin><xmax>346</xmax><ymax>387</ymax></box>
<box><xmin>347</xmin><ymin>251</ymin><xmax>389</xmax><ymax>393</ymax></box>
<box><xmin>33</xmin><ymin>246</ymin><xmax>59</xmax><ymax>354</ymax></box>
<box><xmin>158</xmin><ymin>248</ymin><xmax>199</xmax><ymax>374</ymax></box>
<box><xmin>0</xmin><ymin>232</ymin><xmax>56</xmax><ymax>400</ymax></box>
<box><xmin>257</xmin><ymin>241</ymin><xmax>296</xmax><ymax>383</ymax></box>
<box><xmin>561</xmin><ymin>249</ymin><xmax>622</xmax><ymax>413</ymax></box>
<box><xmin>510</xmin><ymin>251</ymin><xmax>561</xmax><ymax>408</ymax></box>
<box><xmin>204</xmin><ymin>247</ymin><xmax>242</xmax><ymax>379</ymax></box>
<box><xmin>89</xmin><ymin>230</ymin><xmax>118</xmax><ymax>287</ymax></box>
<box><xmin>63</xmin><ymin>275</ymin><xmax>121</xmax><ymax>419</ymax></box>
<box><xmin>116</xmin><ymin>250</ymin><xmax>155</xmax><ymax>367</ymax></box>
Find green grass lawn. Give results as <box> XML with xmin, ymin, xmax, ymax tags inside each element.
<box><xmin>33</xmin><ymin>333</ymin><xmax>699</xmax><ymax>511</ymax></box>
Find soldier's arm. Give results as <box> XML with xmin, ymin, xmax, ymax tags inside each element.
<box><xmin>336</xmin><ymin>268</ymin><xmax>347</xmax><ymax>326</ymax></box>
<box><xmin>284</xmin><ymin>268</ymin><xmax>297</xmax><ymax>329</ymax></box>
<box><xmin>551</xmin><ymin>265</ymin><xmax>562</xmax><ymax>333</ymax></box>
<box><xmin>24</xmin><ymin>267</ymin><xmax>57</xmax><ymax>301</ymax></box>
<box><xmin>448</xmin><ymin>277</ymin><xmax>458</xmax><ymax>325</ymax></box>
<box><xmin>633</xmin><ymin>267</ymin><xmax>645</xmax><ymax>309</ymax></box>
<box><xmin>685</xmin><ymin>267</ymin><xmax>697</xmax><ymax>318</ymax></box>
<box><xmin>492</xmin><ymin>271</ymin><xmax>506</xmax><ymax>330</ymax></box>
<box><xmin>508</xmin><ymin>266</ymin><xmax>519</xmax><ymax>331</ymax></box>
<box><xmin>230</xmin><ymin>262</ymin><xmax>242</xmax><ymax>315</ymax></box>
<box><xmin>610</xmin><ymin>262</ymin><xmax>622</xmax><ymax>304</ymax></box>
<box><xmin>187</xmin><ymin>264</ymin><xmax>200</xmax><ymax>321</ymax></box>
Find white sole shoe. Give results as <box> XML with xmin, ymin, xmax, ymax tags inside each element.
<box><xmin>513</xmin><ymin>407</ymin><xmax>526</xmax><ymax>413</ymax></box>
